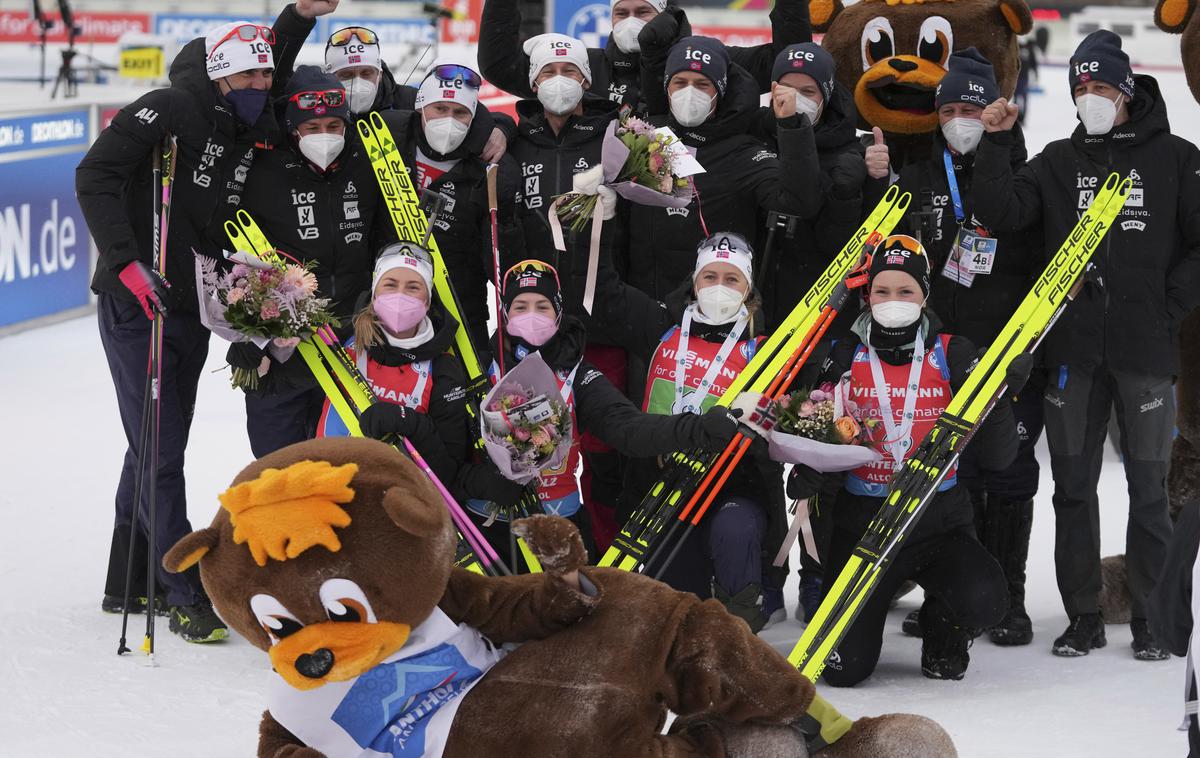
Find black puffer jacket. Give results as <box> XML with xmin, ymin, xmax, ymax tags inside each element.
<box><xmin>817</xmin><ymin>311</ymin><xmax>1018</xmax><ymax>542</ymax></box>
<box><xmin>508</xmin><ymin>97</ymin><xmax>626</xmax><ymax>332</ymax></box>
<box><xmin>895</xmin><ymin>127</ymin><xmax>1043</xmax><ymax>348</ymax></box>
<box><xmin>624</xmin><ymin>64</ymin><xmax>821</xmax><ymax>302</ymax></box>
<box><xmin>77</xmin><ymin>32</ymin><xmax>299</xmax><ymax>314</ymax></box>
<box><xmin>379</xmin><ymin>110</ymin><xmax>525</xmax><ymax>364</ymax></box>
<box><xmin>478</xmin><ymin>0</ymin><xmax>810</xmax><ymax>110</ymax></box>
<box><xmin>972</xmin><ymin>75</ymin><xmax>1200</xmax><ymax>375</ymax></box>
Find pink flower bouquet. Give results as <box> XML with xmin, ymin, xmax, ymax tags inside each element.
<box><xmin>480</xmin><ymin>353</ymin><xmax>573</xmax><ymax>485</ymax></box>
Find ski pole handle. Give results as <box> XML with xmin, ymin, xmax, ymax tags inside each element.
<box><xmin>486</xmin><ymin>163</ymin><xmax>499</xmax><ymax>213</ymax></box>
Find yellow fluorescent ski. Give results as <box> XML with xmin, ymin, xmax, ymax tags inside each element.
<box><xmin>785</xmin><ymin>174</ymin><xmax>1132</xmax><ymax>683</ymax></box>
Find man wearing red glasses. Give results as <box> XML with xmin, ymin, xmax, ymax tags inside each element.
<box><xmin>74</xmin><ymin>1</ymin><xmax>337</xmax><ymax>645</ymax></box>
<box><xmin>322</xmin><ymin>26</ymin><xmax>511</xmax><ymax>163</ymax></box>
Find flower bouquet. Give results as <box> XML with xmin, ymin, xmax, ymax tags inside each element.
<box><xmin>196</xmin><ymin>253</ymin><xmax>337</xmax><ymax>390</ymax></box>
<box><xmin>554</xmin><ymin>109</ymin><xmax>702</xmax><ymax>233</ymax></box>
<box><xmin>765</xmin><ymin>380</ymin><xmax>884</xmax><ymax>471</ymax></box>
<box><xmin>480</xmin><ymin>353</ymin><xmax>573</xmax><ymax>485</ymax></box>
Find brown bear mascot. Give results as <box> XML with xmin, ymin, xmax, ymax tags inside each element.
<box><xmin>811</xmin><ymin>0</ymin><xmax>1032</xmax><ymax>166</ymax></box>
<box><xmin>166</xmin><ymin>437</ymin><xmax>957</xmax><ymax>757</ymax></box>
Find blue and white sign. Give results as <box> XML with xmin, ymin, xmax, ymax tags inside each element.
<box><xmin>319</xmin><ymin>17</ymin><xmax>435</xmax><ymax>47</ymax></box>
<box><xmin>155</xmin><ymin>13</ymin><xmax>322</xmax><ymax>46</ymax></box>
<box><xmin>0</xmin><ymin>110</ymin><xmax>91</xmax><ymax>328</ymax></box>
<box><xmin>550</xmin><ymin>0</ymin><xmax>611</xmax><ymax>49</ymax></box>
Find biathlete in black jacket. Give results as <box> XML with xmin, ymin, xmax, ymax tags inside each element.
<box><xmin>974</xmin><ymin>30</ymin><xmax>1200</xmax><ymax>660</ymax></box>
<box><xmin>465</xmin><ymin>260</ymin><xmax>742</xmax><ymax>559</ymax></box>
<box><xmin>788</xmin><ymin>235</ymin><xmax>1021</xmax><ymax>685</ymax></box>
<box><xmin>75</xmin><ymin>5</ymin><xmax>336</xmax><ymax>644</ymax></box>
<box><xmin>594</xmin><ymin>233</ymin><xmax>791</xmax><ymax>632</ymax></box>
<box><xmin>229</xmin><ymin>66</ymin><xmax>396</xmax><ymax>458</ymax></box>
<box><xmin>886</xmin><ymin>49</ymin><xmax>1046</xmax><ymax>648</ymax></box>
<box><xmin>376</xmin><ymin>59</ymin><xmax>525</xmax><ymax>364</ymax></box>
<box><xmin>317</xmin><ymin>244</ymin><xmax>468</xmax><ymax>490</ymax></box>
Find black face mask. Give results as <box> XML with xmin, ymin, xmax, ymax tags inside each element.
<box><xmin>223</xmin><ymin>86</ymin><xmax>269</xmax><ymax>125</ymax></box>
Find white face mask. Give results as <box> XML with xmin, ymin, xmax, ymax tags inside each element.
<box><xmin>670</xmin><ymin>86</ymin><xmax>716</xmax><ymax>128</ymax></box>
<box><xmin>695</xmin><ymin>284</ymin><xmax>745</xmax><ymax>323</ymax></box>
<box><xmin>871</xmin><ymin>300</ymin><xmax>923</xmax><ymax>329</ymax></box>
<box><xmin>345</xmin><ymin>76</ymin><xmax>378</xmax><ymax>114</ymax></box>
<box><xmin>941</xmin><ymin>117</ymin><xmax>985</xmax><ymax>155</ymax></box>
<box><xmin>1075</xmin><ymin>93</ymin><xmax>1120</xmax><ymax>135</ymax></box>
<box><xmin>423</xmin><ymin>115</ymin><xmax>470</xmax><ymax>154</ymax></box>
<box><xmin>794</xmin><ymin>93</ymin><xmax>822</xmax><ymax>124</ymax></box>
<box><xmin>297</xmin><ymin>132</ymin><xmax>345</xmax><ymax>170</ymax></box>
<box><xmin>537</xmin><ymin>75</ymin><xmax>585</xmax><ymax>116</ymax></box>
<box><xmin>611</xmin><ymin>17</ymin><xmax>647</xmax><ymax>54</ymax></box>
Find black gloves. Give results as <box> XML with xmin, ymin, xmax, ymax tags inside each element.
<box><xmin>458</xmin><ymin>461</ymin><xmax>528</xmax><ymax>510</ymax></box>
<box><xmin>696</xmin><ymin>406</ymin><xmax>740</xmax><ymax>450</ymax></box>
<box><xmin>359</xmin><ymin>402</ymin><xmax>423</xmax><ymax>441</ymax></box>
<box><xmin>1005</xmin><ymin>352</ymin><xmax>1034</xmax><ymax>397</ymax></box>
<box><xmin>227</xmin><ymin>342</ymin><xmax>269</xmax><ymax>371</ymax></box>
<box><xmin>828</xmin><ymin>152</ymin><xmax>868</xmax><ymax>201</ymax></box>
<box><xmin>786</xmin><ymin>464</ymin><xmax>824</xmax><ymax>500</ymax></box>
<box><xmin>637</xmin><ymin>7</ymin><xmax>686</xmax><ymax>56</ymax></box>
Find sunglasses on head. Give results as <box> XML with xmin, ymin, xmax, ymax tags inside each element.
<box><xmin>289</xmin><ymin>89</ymin><xmax>346</xmax><ymax>110</ymax></box>
<box><xmin>429</xmin><ymin>64</ymin><xmax>482</xmax><ymax>88</ymax></box>
<box><xmin>208</xmin><ymin>23</ymin><xmax>275</xmax><ymax>59</ymax></box>
<box><xmin>328</xmin><ymin>26</ymin><xmax>379</xmax><ymax>48</ymax></box>
<box><xmin>503</xmin><ymin>259</ymin><xmax>561</xmax><ymax>296</ymax></box>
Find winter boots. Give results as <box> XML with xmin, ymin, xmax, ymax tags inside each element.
<box><xmin>797</xmin><ymin>570</ymin><xmax>824</xmax><ymax>623</ymax></box>
<box><xmin>976</xmin><ymin>496</ymin><xmax>1035</xmax><ymax>645</ymax></box>
<box><xmin>919</xmin><ymin>602</ymin><xmax>973</xmax><ymax>680</ymax></box>
<box><xmin>168</xmin><ymin>599</ymin><xmax>230</xmax><ymax>643</ymax></box>
<box><xmin>1051</xmin><ymin>613</ymin><xmax>1106</xmax><ymax>656</ymax></box>
<box><xmin>1130</xmin><ymin>618</ymin><xmax>1170</xmax><ymax>661</ymax></box>
<box><xmin>714</xmin><ymin>581</ymin><xmax>768</xmax><ymax>633</ymax></box>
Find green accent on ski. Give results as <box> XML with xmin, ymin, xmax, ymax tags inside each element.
<box><xmin>787</xmin><ymin>173</ymin><xmax>1133</xmax><ymax>682</ymax></box>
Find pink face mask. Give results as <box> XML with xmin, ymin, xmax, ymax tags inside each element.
<box><xmin>375</xmin><ymin>292</ymin><xmax>428</xmax><ymax>334</ymax></box>
<box><xmin>506</xmin><ymin>312</ymin><xmax>559</xmax><ymax>346</ymax></box>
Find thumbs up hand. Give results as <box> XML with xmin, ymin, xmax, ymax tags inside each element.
<box><xmin>982</xmin><ymin>97</ymin><xmax>1020</xmax><ymax>133</ymax></box>
<box><xmin>865</xmin><ymin>127</ymin><xmax>891</xmax><ymax>180</ymax></box>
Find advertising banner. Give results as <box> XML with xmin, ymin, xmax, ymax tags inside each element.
<box><xmin>549</xmin><ymin>0</ymin><xmax>611</xmax><ymax>48</ymax></box>
<box><xmin>0</xmin><ymin>11</ymin><xmax>150</xmax><ymax>43</ymax></box>
<box><xmin>155</xmin><ymin>13</ymin><xmax>322</xmax><ymax>46</ymax></box>
<box><xmin>0</xmin><ymin>109</ymin><xmax>91</xmax><ymax>328</ymax></box>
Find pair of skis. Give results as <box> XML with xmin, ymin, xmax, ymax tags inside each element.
<box><xmin>599</xmin><ymin>186</ymin><xmax>913</xmax><ymax>575</ymax></box>
<box><xmin>358</xmin><ymin>112</ymin><xmax>548</xmax><ymax>534</ymax></box>
<box><xmin>787</xmin><ymin>172</ymin><xmax>1133</xmax><ymax>682</ymax></box>
<box><xmin>224</xmin><ymin>213</ymin><xmax>524</xmax><ymax>577</ymax></box>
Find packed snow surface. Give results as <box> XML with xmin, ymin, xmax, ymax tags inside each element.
<box><xmin>2</xmin><ymin>66</ymin><xmax>1198</xmax><ymax>757</ymax></box>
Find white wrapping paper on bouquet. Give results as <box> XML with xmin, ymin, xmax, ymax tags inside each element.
<box><xmin>194</xmin><ymin>255</ymin><xmax>301</xmax><ymax>364</ymax></box>
<box><xmin>480</xmin><ymin>353</ymin><xmax>573</xmax><ymax>486</ymax></box>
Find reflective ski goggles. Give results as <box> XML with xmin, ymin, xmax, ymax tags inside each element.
<box><xmin>502</xmin><ymin>259</ymin><xmax>562</xmax><ymax>295</ymax></box>
<box><xmin>207</xmin><ymin>23</ymin><xmax>275</xmax><ymax>59</ymax></box>
<box><xmin>288</xmin><ymin>89</ymin><xmax>347</xmax><ymax>110</ymax></box>
<box><xmin>327</xmin><ymin>26</ymin><xmax>379</xmax><ymax>47</ymax></box>
<box><xmin>428</xmin><ymin>64</ymin><xmax>482</xmax><ymax>89</ymax></box>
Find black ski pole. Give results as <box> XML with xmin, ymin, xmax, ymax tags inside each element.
<box><xmin>754</xmin><ymin>211</ymin><xmax>801</xmax><ymax>291</ymax></box>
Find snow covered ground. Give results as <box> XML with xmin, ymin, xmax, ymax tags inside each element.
<box><xmin>2</xmin><ymin>67</ymin><xmax>1199</xmax><ymax>757</ymax></box>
